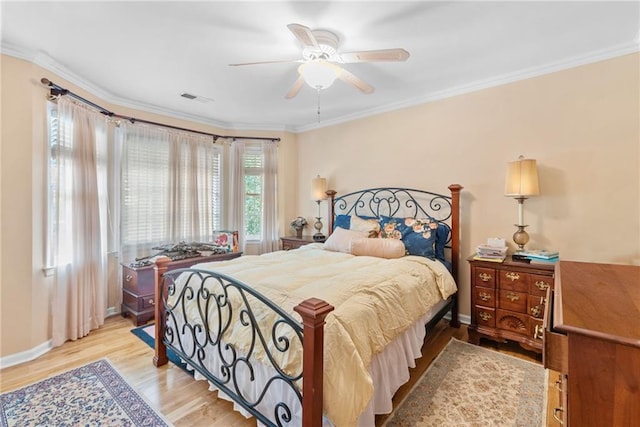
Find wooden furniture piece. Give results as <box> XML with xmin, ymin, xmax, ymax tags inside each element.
<box><xmin>543</xmin><ymin>261</ymin><xmax>640</xmax><ymax>426</ymax></box>
<box><xmin>153</xmin><ymin>185</ymin><xmax>463</xmax><ymax>427</ymax></box>
<box><xmin>280</xmin><ymin>235</ymin><xmax>324</xmax><ymax>250</ymax></box>
<box><xmin>121</xmin><ymin>252</ymin><xmax>241</xmax><ymax>325</ymax></box>
<box><xmin>468</xmin><ymin>256</ymin><xmax>555</xmax><ymax>353</ymax></box>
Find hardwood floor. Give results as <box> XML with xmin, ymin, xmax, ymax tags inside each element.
<box><xmin>0</xmin><ymin>315</ymin><xmax>550</xmax><ymax>426</ymax></box>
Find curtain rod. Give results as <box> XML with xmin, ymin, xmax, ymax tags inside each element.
<box><xmin>40</xmin><ymin>78</ymin><xmax>280</xmax><ymax>143</ymax></box>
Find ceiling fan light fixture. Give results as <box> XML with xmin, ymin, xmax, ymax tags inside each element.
<box><xmin>298</xmin><ymin>60</ymin><xmax>342</xmax><ymax>90</ymax></box>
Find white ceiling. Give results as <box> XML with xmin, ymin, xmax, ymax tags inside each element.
<box><xmin>2</xmin><ymin>1</ymin><xmax>639</xmax><ymax>133</ymax></box>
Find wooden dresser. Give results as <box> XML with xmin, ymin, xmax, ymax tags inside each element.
<box><xmin>544</xmin><ymin>261</ymin><xmax>640</xmax><ymax>426</ymax></box>
<box><xmin>121</xmin><ymin>252</ymin><xmax>242</xmax><ymax>325</ymax></box>
<box><xmin>280</xmin><ymin>236</ymin><xmax>324</xmax><ymax>250</ymax></box>
<box><xmin>468</xmin><ymin>256</ymin><xmax>555</xmax><ymax>352</ymax></box>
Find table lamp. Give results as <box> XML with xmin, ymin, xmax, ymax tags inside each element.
<box><xmin>311</xmin><ymin>175</ymin><xmax>328</xmax><ymax>241</ymax></box>
<box><xmin>504</xmin><ymin>156</ymin><xmax>540</xmax><ymax>252</ymax></box>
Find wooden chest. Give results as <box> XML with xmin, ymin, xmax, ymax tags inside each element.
<box><xmin>121</xmin><ymin>252</ymin><xmax>242</xmax><ymax>325</ymax></box>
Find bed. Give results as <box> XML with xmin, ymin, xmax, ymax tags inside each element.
<box><xmin>152</xmin><ymin>184</ymin><xmax>463</xmax><ymax>427</ymax></box>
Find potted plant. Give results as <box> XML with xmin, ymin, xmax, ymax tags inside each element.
<box><xmin>290</xmin><ymin>216</ymin><xmax>308</xmax><ymax>238</ymax></box>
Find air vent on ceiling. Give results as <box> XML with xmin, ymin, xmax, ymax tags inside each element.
<box><xmin>180</xmin><ymin>92</ymin><xmax>214</xmax><ymax>103</ymax></box>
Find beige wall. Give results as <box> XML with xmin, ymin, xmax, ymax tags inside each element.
<box><xmin>295</xmin><ymin>53</ymin><xmax>640</xmax><ymax>321</ymax></box>
<box><xmin>0</xmin><ymin>55</ymin><xmax>298</xmax><ymax>360</ymax></box>
<box><xmin>1</xmin><ymin>52</ymin><xmax>638</xmax><ymax>362</ymax></box>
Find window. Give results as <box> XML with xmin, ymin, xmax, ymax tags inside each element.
<box><xmin>119</xmin><ymin>126</ymin><xmax>222</xmax><ymax>260</ymax></box>
<box><xmin>244</xmin><ymin>145</ymin><xmax>264</xmax><ymax>240</ymax></box>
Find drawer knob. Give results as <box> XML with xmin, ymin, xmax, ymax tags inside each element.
<box><xmin>479</xmin><ymin>312</ymin><xmax>492</xmax><ymax>321</ymax></box>
<box><xmin>478</xmin><ymin>292</ymin><xmax>491</xmax><ymax>302</ymax></box>
<box><xmin>148</xmin><ymin>299</ymin><xmax>155</xmax><ymax>306</ymax></box>
<box><xmin>535</xmin><ymin>280</ymin><xmax>550</xmax><ymax>291</ymax></box>
<box><xmin>506</xmin><ymin>292</ymin><xmax>520</xmax><ymax>302</ymax></box>
<box><xmin>125</xmin><ymin>274</ymin><xmax>133</xmax><ymax>282</ymax></box>
<box><xmin>505</xmin><ymin>272</ymin><xmax>520</xmax><ymax>281</ymax></box>
<box><xmin>479</xmin><ymin>272</ymin><xmax>492</xmax><ymax>282</ymax></box>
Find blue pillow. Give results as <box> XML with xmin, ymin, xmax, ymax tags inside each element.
<box><xmin>400</xmin><ymin>218</ymin><xmax>438</xmax><ymax>260</ymax></box>
<box><xmin>378</xmin><ymin>216</ymin><xmax>405</xmax><ymax>240</ymax></box>
<box><xmin>334</xmin><ymin>214</ymin><xmax>351</xmax><ymax>230</ymax></box>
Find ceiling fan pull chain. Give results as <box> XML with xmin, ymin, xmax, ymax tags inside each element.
<box><xmin>316</xmin><ymin>88</ymin><xmax>321</xmax><ymax>123</ymax></box>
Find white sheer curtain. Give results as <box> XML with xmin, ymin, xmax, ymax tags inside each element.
<box><xmin>225</xmin><ymin>140</ymin><xmax>246</xmax><ymax>251</ymax></box>
<box><xmin>260</xmin><ymin>142</ymin><xmax>279</xmax><ymax>253</ymax></box>
<box><xmin>50</xmin><ymin>98</ymin><xmax>108</xmax><ymax>347</ymax></box>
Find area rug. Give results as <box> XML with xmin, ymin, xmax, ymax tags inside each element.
<box><xmin>0</xmin><ymin>358</ymin><xmax>172</xmax><ymax>427</ymax></box>
<box><xmin>384</xmin><ymin>338</ymin><xmax>545</xmax><ymax>427</ymax></box>
<box><xmin>131</xmin><ymin>324</ymin><xmax>193</xmax><ymax>376</ymax></box>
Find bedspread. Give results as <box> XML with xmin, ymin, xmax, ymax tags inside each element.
<box><xmin>170</xmin><ymin>243</ymin><xmax>457</xmax><ymax>427</ymax></box>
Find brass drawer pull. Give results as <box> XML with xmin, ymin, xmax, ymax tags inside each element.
<box><xmin>553</xmin><ymin>407</ymin><xmax>564</xmax><ymax>425</ymax></box>
<box><xmin>534</xmin><ymin>324</ymin><xmax>544</xmax><ymax>339</ymax></box>
<box><xmin>505</xmin><ymin>272</ymin><xmax>520</xmax><ymax>281</ymax></box>
<box><xmin>506</xmin><ymin>292</ymin><xmax>520</xmax><ymax>302</ymax></box>
<box><xmin>535</xmin><ymin>280</ymin><xmax>550</xmax><ymax>291</ymax></box>
<box><xmin>531</xmin><ymin>305</ymin><xmax>542</xmax><ymax>317</ymax></box>
<box><xmin>479</xmin><ymin>312</ymin><xmax>492</xmax><ymax>321</ymax></box>
<box><xmin>478</xmin><ymin>292</ymin><xmax>491</xmax><ymax>302</ymax></box>
<box><xmin>479</xmin><ymin>272</ymin><xmax>492</xmax><ymax>282</ymax></box>
<box><xmin>554</xmin><ymin>379</ymin><xmax>563</xmax><ymax>392</ymax></box>
<box><xmin>125</xmin><ymin>274</ymin><xmax>133</xmax><ymax>282</ymax></box>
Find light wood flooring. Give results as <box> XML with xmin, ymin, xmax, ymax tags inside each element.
<box><xmin>0</xmin><ymin>315</ymin><xmax>555</xmax><ymax>426</ymax></box>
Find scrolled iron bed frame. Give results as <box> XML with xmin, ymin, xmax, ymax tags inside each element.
<box><xmin>153</xmin><ymin>184</ymin><xmax>462</xmax><ymax>427</ymax></box>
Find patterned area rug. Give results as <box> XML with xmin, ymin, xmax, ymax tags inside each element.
<box><xmin>384</xmin><ymin>338</ymin><xmax>545</xmax><ymax>427</ymax></box>
<box><xmin>0</xmin><ymin>359</ymin><xmax>172</xmax><ymax>427</ymax></box>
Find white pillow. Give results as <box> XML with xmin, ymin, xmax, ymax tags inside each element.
<box><xmin>350</xmin><ymin>237</ymin><xmax>406</xmax><ymax>259</ymax></box>
<box><xmin>350</xmin><ymin>216</ymin><xmax>381</xmax><ymax>237</ymax></box>
<box><xmin>323</xmin><ymin>227</ymin><xmax>369</xmax><ymax>253</ymax></box>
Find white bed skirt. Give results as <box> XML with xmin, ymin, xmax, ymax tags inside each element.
<box><xmin>182</xmin><ymin>298</ymin><xmax>448</xmax><ymax>427</ymax></box>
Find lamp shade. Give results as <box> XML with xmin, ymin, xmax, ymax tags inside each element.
<box><xmin>298</xmin><ymin>60</ymin><xmax>341</xmax><ymax>90</ymax></box>
<box><xmin>311</xmin><ymin>175</ymin><xmax>328</xmax><ymax>201</ymax></box>
<box><xmin>504</xmin><ymin>157</ymin><xmax>540</xmax><ymax>197</ymax></box>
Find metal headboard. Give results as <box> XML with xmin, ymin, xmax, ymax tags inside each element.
<box><xmin>327</xmin><ymin>185</ymin><xmax>463</xmax><ymax>280</ymax></box>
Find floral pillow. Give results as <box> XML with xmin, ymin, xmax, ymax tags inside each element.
<box><xmin>333</xmin><ymin>214</ymin><xmax>380</xmax><ymax>237</ymax></box>
<box><xmin>379</xmin><ymin>216</ymin><xmax>438</xmax><ymax>259</ymax></box>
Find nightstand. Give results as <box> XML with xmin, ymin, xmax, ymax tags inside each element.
<box><xmin>280</xmin><ymin>236</ymin><xmax>325</xmax><ymax>250</ymax></box>
<box><xmin>467</xmin><ymin>255</ymin><xmax>555</xmax><ymax>353</ymax></box>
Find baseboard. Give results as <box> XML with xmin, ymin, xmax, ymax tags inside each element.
<box><xmin>0</xmin><ymin>339</ymin><xmax>52</xmax><ymax>370</ymax></box>
<box><xmin>1</xmin><ymin>305</ymin><xmax>120</xmax><ymax>369</ymax></box>
<box><xmin>443</xmin><ymin>312</ymin><xmax>471</xmax><ymax>325</ymax></box>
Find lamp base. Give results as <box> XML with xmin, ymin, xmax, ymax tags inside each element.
<box><xmin>512</xmin><ymin>224</ymin><xmax>530</xmax><ymax>252</ymax></box>
<box><xmin>313</xmin><ymin>217</ymin><xmax>324</xmax><ymax>241</ymax></box>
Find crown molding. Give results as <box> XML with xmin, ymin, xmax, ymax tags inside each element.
<box><xmin>291</xmin><ymin>40</ymin><xmax>640</xmax><ymax>133</ymax></box>
<box><xmin>3</xmin><ymin>39</ymin><xmax>638</xmax><ymax>134</ymax></box>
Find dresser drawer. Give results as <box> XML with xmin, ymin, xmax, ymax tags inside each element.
<box><xmin>499</xmin><ymin>270</ymin><xmax>528</xmax><ymax>292</ymax></box>
<box><xmin>474</xmin><ymin>306</ymin><xmax>496</xmax><ymax>328</ymax></box>
<box><xmin>123</xmin><ymin>267</ymin><xmax>155</xmax><ymax>295</ymax></box>
<box><xmin>473</xmin><ymin>267</ymin><xmax>496</xmax><ymax>288</ymax></box>
<box><xmin>499</xmin><ymin>290</ymin><xmax>527</xmax><ymax>313</ymax></box>
<box><xmin>496</xmin><ymin>309</ymin><xmax>529</xmax><ymax>334</ymax></box>
<box><xmin>529</xmin><ymin>274</ymin><xmax>553</xmax><ymax>296</ymax></box>
<box><xmin>474</xmin><ymin>286</ymin><xmax>495</xmax><ymax>308</ymax></box>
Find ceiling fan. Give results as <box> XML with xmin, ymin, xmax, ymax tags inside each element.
<box><xmin>229</xmin><ymin>23</ymin><xmax>410</xmax><ymax>99</ymax></box>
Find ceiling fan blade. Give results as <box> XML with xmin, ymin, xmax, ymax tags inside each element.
<box><xmin>287</xmin><ymin>23</ymin><xmax>320</xmax><ymax>49</ymax></box>
<box><xmin>229</xmin><ymin>59</ymin><xmax>302</xmax><ymax>67</ymax></box>
<box><xmin>338</xmin><ymin>68</ymin><xmax>374</xmax><ymax>94</ymax></box>
<box><xmin>339</xmin><ymin>48</ymin><xmax>410</xmax><ymax>63</ymax></box>
<box><xmin>285</xmin><ymin>76</ymin><xmax>305</xmax><ymax>99</ymax></box>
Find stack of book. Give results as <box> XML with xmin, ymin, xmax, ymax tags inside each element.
<box><xmin>473</xmin><ymin>244</ymin><xmax>508</xmax><ymax>262</ymax></box>
<box><xmin>513</xmin><ymin>249</ymin><xmax>559</xmax><ymax>264</ymax></box>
